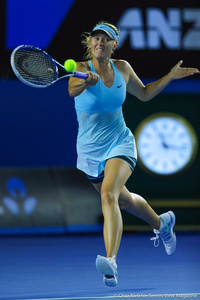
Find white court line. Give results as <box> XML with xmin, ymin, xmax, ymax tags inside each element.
<box><xmin>21</xmin><ymin>292</ymin><xmax>200</xmax><ymax>300</ymax></box>
<box><xmin>21</xmin><ymin>297</ymin><xmax>114</xmax><ymax>300</ymax></box>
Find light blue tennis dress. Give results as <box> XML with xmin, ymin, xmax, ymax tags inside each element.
<box><xmin>74</xmin><ymin>60</ymin><xmax>137</xmax><ymax>177</ymax></box>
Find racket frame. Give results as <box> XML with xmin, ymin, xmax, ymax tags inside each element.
<box><xmin>10</xmin><ymin>45</ymin><xmax>89</xmax><ymax>88</ymax></box>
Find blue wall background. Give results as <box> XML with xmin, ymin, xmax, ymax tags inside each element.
<box><xmin>0</xmin><ymin>79</ymin><xmax>77</xmax><ymax>167</ymax></box>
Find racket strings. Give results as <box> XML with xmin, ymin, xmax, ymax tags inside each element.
<box><xmin>14</xmin><ymin>49</ymin><xmax>57</xmax><ymax>86</ymax></box>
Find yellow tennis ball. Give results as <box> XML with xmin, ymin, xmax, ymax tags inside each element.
<box><xmin>64</xmin><ymin>59</ymin><xmax>77</xmax><ymax>72</ymax></box>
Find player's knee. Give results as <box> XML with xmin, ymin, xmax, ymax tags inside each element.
<box><xmin>118</xmin><ymin>195</ymin><xmax>133</xmax><ymax>210</ymax></box>
<box><xmin>101</xmin><ymin>189</ymin><xmax>116</xmax><ymax>207</ymax></box>
<box><xmin>118</xmin><ymin>199</ymin><xmax>129</xmax><ymax>210</ymax></box>
<box><xmin>119</xmin><ymin>193</ymin><xmax>142</xmax><ymax>210</ymax></box>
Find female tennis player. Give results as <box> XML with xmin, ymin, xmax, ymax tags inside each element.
<box><xmin>68</xmin><ymin>21</ymin><xmax>199</xmax><ymax>287</ymax></box>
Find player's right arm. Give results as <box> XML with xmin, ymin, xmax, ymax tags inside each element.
<box><xmin>68</xmin><ymin>62</ymin><xmax>99</xmax><ymax>97</ymax></box>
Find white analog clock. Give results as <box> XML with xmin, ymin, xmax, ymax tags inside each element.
<box><xmin>134</xmin><ymin>113</ymin><xmax>198</xmax><ymax>175</ymax></box>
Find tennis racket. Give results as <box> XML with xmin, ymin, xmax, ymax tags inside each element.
<box><xmin>10</xmin><ymin>45</ymin><xmax>89</xmax><ymax>88</ymax></box>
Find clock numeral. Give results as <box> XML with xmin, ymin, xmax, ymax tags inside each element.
<box><xmin>143</xmin><ymin>152</ymin><xmax>152</xmax><ymax>159</ymax></box>
<box><xmin>152</xmin><ymin>159</ymin><xmax>159</xmax><ymax>166</ymax></box>
<box><xmin>152</xmin><ymin>124</ymin><xmax>158</xmax><ymax>132</ymax></box>
<box><xmin>144</xmin><ymin>132</ymin><xmax>152</xmax><ymax>139</ymax></box>
<box><xmin>178</xmin><ymin>132</ymin><xmax>187</xmax><ymax>139</ymax></box>
<box><xmin>163</xmin><ymin>162</ymin><xmax>168</xmax><ymax>169</ymax></box>
<box><xmin>172</xmin><ymin>124</ymin><xmax>178</xmax><ymax>132</ymax></box>
<box><xmin>141</xmin><ymin>143</ymin><xmax>150</xmax><ymax>149</ymax></box>
<box><xmin>181</xmin><ymin>143</ymin><xmax>188</xmax><ymax>150</ymax></box>
<box><xmin>172</xmin><ymin>159</ymin><xmax>178</xmax><ymax>166</ymax></box>
<box><xmin>178</xmin><ymin>153</ymin><xmax>186</xmax><ymax>159</ymax></box>
<box><xmin>162</xmin><ymin>123</ymin><xmax>168</xmax><ymax>130</ymax></box>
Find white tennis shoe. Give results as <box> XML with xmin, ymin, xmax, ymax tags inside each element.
<box><xmin>95</xmin><ymin>255</ymin><xmax>118</xmax><ymax>287</ymax></box>
<box><xmin>151</xmin><ymin>211</ymin><xmax>176</xmax><ymax>255</ymax></box>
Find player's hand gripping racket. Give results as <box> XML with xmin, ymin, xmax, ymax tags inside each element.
<box><xmin>10</xmin><ymin>45</ymin><xmax>89</xmax><ymax>88</ymax></box>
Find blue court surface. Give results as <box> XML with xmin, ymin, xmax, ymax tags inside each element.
<box><xmin>0</xmin><ymin>233</ymin><xmax>199</xmax><ymax>300</ymax></box>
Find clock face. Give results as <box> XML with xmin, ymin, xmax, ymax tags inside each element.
<box><xmin>135</xmin><ymin>113</ymin><xmax>198</xmax><ymax>175</ymax></box>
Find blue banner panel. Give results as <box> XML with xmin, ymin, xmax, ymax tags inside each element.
<box><xmin>6</xmin><ymin>0</ymin><xmax>75</xmax><ymax>49</ymax></box>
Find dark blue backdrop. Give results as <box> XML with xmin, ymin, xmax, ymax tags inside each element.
<box><xmin>0</xmin><ymin>79</ymin><xmax>77</xmax><ymax>167</ymax></box>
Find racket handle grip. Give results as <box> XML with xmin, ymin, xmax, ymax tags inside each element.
<box><xmin>73</xmin><ymin>71</ymin><xmax>89</xmax><ymax>79</ymax></box>
<box><xmin>73</xmin><ymin>71</ymin><xmax>100</xmax><ymax>81</ymax></box>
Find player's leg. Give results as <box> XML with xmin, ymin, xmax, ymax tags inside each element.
<box><xmin>100</xmin><ymin>158</ymin><xmax>132</xmax><ymax>260</ymax></box>
<box><xmin>118</xmin><ymin>187</ymin><xmax>176</xmax><ymax>255</ymax></box>
<box><xmin>93</xmin><ymin>179</ymin><xmax>176</xmax><ymax>256</ymax></box>
<box><xmin>92</xmin><ymin>169</ymin><xmax>161</xmax><ymax>255</ymax></box>
<box><xmin>93</xmin><ymin>157</ymin><xmax>132</xmax><ymax>287</ymax></box>
<box><xmin>118</xmin><ymin>186</ymin><xmax>160</xmax><ymax>229</ymax></box>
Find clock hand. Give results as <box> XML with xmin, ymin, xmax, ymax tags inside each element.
<box><xmin>153</xmin><ymin>126</ymin><xmax>166</xmax><ymax>142</ymax></box>
<box><xmin>164</xmin><ymin>144</ymin><xmax>188</xmax><ymax>150</ymax></box>
<box><xmin>153</xmin><ymin>126</ymin><xmax>186</xmax><ymax>150</ymax></box>
<box><xmin>156</xmin><ymin>133</ymin><xmax>187</xmax><ymax>150</ymax></box>
<box><xmin>154</xmin><ymin>129</ymin><xmax>169</xmax><ymax>148</ymax></box>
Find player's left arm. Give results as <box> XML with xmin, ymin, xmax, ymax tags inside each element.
<box><xmin>116</xmin><ymin>60</ymin><xmax>199</xmax><ymax>102</ymax></box>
